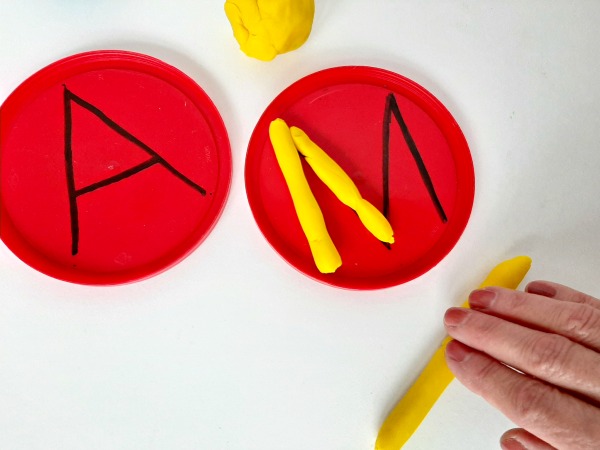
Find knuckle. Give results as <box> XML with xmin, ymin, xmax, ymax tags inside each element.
<box><xmin>524</xmin><ymin>334</ymin><xmax>573</xmax><ymax>377</ymax></box>
<box><xmin>510</xmin><ymin>380</ymin><xmax>551</xmax><ymax>423</ymax></box>
<box><xmin>492</xmin><ymin>288</ymin><xmax>526</xmax><ymax>309</ymax></box>
<box><xmin>500</xmin><ymin>288</ymin><xmax>527</xmax><ymax>310</ymax></box>
<box><xmin>464</xmin><ymin>356</ymin><xmax>502</xmax><ymax>397</ymax></box>
<box><xmin>570</xmin><ymin>290</ymin><xmax>600</xmax><ymax>307</ymax></box>
<box><xmin>561</xmin><ymin>305</ymin><xmax>600</xmax><ymax>343</ymax></box>
<box><xmin>472</xmin><ymin>313</ymin><xmax>505</xmax><ymax>339</ymax></box>
<box><xmin>473</xmin><ymin>356</ymin><xmax>500</xmax><ymax>383</ymax></box>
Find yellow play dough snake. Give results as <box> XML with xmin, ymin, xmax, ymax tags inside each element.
<box><xmin>224</xmin><ymin>0</ymin><xmax>315</xmax><ymax>61</ymax></box>
<box><xmin>374</xmin><ymin>256</ymin><xmax>533</xmax><ymax>450</ymax></box>
<box><xmin>290</xmin><ymin>126</ymin><xmax>394</xmax><ymax>244</ymax></box>
<box><xmin>269</xmin><ymin>119</ymin><xmax>341</xmax><ymax>273</ymax></box>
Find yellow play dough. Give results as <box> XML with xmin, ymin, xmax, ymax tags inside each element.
<box><xmin>269</xmin><ymin>119</ymin><xmax>341</xmax><ymax>273</ymax></box>
<box><xmin>224</xmin><ymin>0</ymin><xmax>315</xmax><ymax>61</ymax></box>
<box><xmin>375</xmin><ymin>256</ymin><xmax>533</xmax><ymax>450</ymax></box>
<box><xmin>290</xmin><ymin>126</ymin><xmax>394</xmax><ymax>244</ymax></box>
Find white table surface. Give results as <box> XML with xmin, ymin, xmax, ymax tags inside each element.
<box><xmin>1</xmin><ymin>1</ymin><xmax>599</xmax><ymax>449</ymax></box>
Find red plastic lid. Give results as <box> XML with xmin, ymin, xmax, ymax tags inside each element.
<box><xmin>245</xmin><ymin>66</ymin><xmax>475</xmax><ymax>290</ymax></box>
<box><xmin>0</xmin><ymin>51</ymin><xmax>232</xmax><ymax>285</ymax></box>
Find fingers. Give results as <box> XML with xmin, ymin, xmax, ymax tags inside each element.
<box><xmin>526</xmin><ymin>280</ymin><xmax>600</xmax><ymax>310</ymax></box>
<box><xmin>468</xmin><ymin>287</ymin><xmax>600</xmax><ymax>351</ymax></box>
<box><xmin>444</xmin><ymin>307</ymin><xmax>600</xmax><ymax>404</ymax></box>
<box><xmin>445</xmin><ymin>340</ymin><xmax>600</xmax><ymax>450</ymax></box>
<box><xmin>500</xmin><ymin>428</ymin><xmax>557</xmax><ymax>450</ymax></box>
<box><xmin>448</xmin><ymin>283</ymin><xmax>600</xmax><ymax>448</ymax></box>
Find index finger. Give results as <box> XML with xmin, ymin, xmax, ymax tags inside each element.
<box><xmin>468</xmin><ymin>287</ymin><xmax>600</xmax><ymax>351</ymax></box>
<box><xmin>444</xmin><ymin>307</ymin><xmax>600</xmax><ymax>404</ymax></box>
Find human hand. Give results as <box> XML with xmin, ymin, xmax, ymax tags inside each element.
<box><xmin>444</xmin><ymin>281</ymin><xmax>600</xmax><ymax>449</ymax></box>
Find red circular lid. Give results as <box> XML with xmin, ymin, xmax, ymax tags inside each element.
<box><xmin>245</xmin><ymin>66</ymin><xmax>475</xmax><ymax>290</ymax></box>
<box><xmin>0</xmin><ymin>51</ymin><xmax>232</xmax><ymax>285</ymax></box>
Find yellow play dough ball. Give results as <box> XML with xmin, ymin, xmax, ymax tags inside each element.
<box><xmin>224</xmin><ymin>0</ymin><xmax>315</xmax><ymax>61</ymax></box>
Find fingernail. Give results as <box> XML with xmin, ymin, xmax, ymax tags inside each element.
<box><xmin>525</xmin><ymin>281</ymin><xmax>557</xmax><ymax>298</ymax></box>
<box><xmin>446</xmin><ymin>340</ymin><xmax>472</xmax><ymax>362</ymax></box>
<box><xmin>501</xmin><ymin>438</ymin><xmax>526</xmax><ymax>450</ymax></box>
<box><xmin>469</xmin><ymin>288</ymin><xmax>497</xmax><ymax>309</ymax></box>
<box><xmin>444</xmin><ymin>307</ymin><xmax>469</xmax><ymax>327</ymax></box>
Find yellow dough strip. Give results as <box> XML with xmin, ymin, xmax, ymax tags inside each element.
<box><xmin>375</xmin><ymin>256</ymin><xmax>532</xmax><ymax>450</ymax></box>
<box><xmin>290</xmin><ymin>126</ymin><xmax>394</xmax><ymax>244</ymax></box>
<box><xmin>269</xmin><ymin>119</ymin><xmax>341</xmax><ymax>273</ymax></box>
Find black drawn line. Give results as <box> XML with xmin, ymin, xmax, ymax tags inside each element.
<box><xmin>382</xmin><ymin>92</ymin><xmax>448</xmax><ymax>227</ymax></box>
<box><xmin>65</xmin><ymin>87</ymin><xmax>206</xmax><ymax>196</ymax></box>
<box><xmin>63</xmin><ymin>86</ymin><xmax>80</xmax><ymax>256</ymax></box>
<box><xmin>381</xmin><ymin>95</ymin><xmax>393</xmax><ymax>250</ymax></box>
<box><xmin>382</xmin><ymin>95</ymin><xmax>392</xmax><ymax>218</ymax></box>
<box><xmin>74</xmin><ymin>157</ymin><xmax>160</xmax><ymax>196</ymax></box>
<box><xmin>63</xmin><ymin>85</ymin><xmax>207</xmax><ymax>255</ymax></box>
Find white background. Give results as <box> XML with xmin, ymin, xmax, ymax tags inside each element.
<box><xmin>1</xmin><ymin>1</ymin><xmax>599</xmax><ymax>449</ymax></box>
